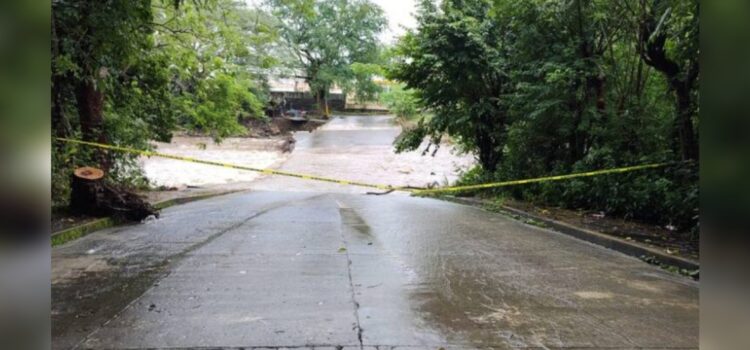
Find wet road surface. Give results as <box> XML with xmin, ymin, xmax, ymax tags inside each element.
<box><xmin>52</xmin><ymin>115</ymin><xmax>698</xmax><ymax>349</ymax></box>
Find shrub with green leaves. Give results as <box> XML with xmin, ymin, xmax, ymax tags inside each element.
<box><xmin>379</xmin><ymin>84</ymin><xmax>421</xmax><ymax>121</ymax></box>
<box><xmin>51</xmin><ymin>0</ymin><xmax>275</xmax><ymax>206</ymax></box>
<box><xmin>390</xmin><ymin>0</ymin><xmax>699</xmax><ymax>233</ymax></box>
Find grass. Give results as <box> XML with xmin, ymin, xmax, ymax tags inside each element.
<box><xmin>51</xmin><ymin>217</ymin><xmax>116</xmax><ymax>247</ymax></box>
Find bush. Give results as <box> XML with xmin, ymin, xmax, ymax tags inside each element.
<box><xmin>457</xmin><ymin>162</ymin><xmax>698</xmax><ymax>234</ymax></box>
<box><xmin>379</xmin><ymin>84</ymin><xmax>421</xmax><ymax>121</ymax></box>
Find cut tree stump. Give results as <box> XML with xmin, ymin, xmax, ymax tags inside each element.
<box><xmin>70</xmin><ymin>167</ymin><xmax>105</xmax><ymax>217</ymax></box>
<box><xmin>74</xmin><ymin>166</ymin><xmax>104</xmax><ymax>180</ymax></box>
<box><xmin>70</xmin><ymin>166</ymin><xmax>158</xmax><ymax>221</ymax></box>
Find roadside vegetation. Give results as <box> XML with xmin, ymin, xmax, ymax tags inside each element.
<box><xmin>387</xmin><ymin>0</ymin><xmax>699</xmax><ymax>234</ymax></box>
<box><xmin>51</xmin><ymin>0</ymin><xmax>698</xmax><ymax>241</ymax></box>
<box><xmin>51</xmin><ymin>0</ymin><xmax>386</xmax><ymax>210</ymax></box>
<box><xmin>379</xmin><ymin>83</ymin><xmax>423</xmax><ymax>123</ymax></box>
<box><xmin>269</xmin><ymin>0</ymin><xmax>387</xmax><ymax>116</ymax></box>
<box><xmin>52</xmin><ymin>0</ymin><xmax>275</xmax><ymax>206</ymax></box>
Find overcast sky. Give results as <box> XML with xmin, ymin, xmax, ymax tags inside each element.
<box><xmin>371</xmin><ymin>0</ymin><xmax>418</xmax><ymax>44</ymax></box>
<box><xmin>244</xmin><ymin>0</ymin><xmax>418</xmax><ymax>44</ymax></box>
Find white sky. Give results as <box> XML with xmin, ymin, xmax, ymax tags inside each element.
<box><xmin>244</xmin><ymin>0</ymin><xmax>417</xmax><ymax>44</ymax></box>
<box><xmin>371</xmin><ymin>0</ymin><xmax>418</xmax><ymax>44</ymax></box>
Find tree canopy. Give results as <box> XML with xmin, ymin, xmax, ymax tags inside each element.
<box><xmin>388</xmin><ymin>0</ymin><xmax>699</xmax><ymax>231</ymax></box>
<box><xmin>50</xmin><ymin>0</ymin><xmax>699</xmax><ymax>232</ymax></box>
<box><xmin>388</xmin><ymin>0</ymin><xmax>510</xmax><ymax>171</ymax></box>
<box><xmin>267</xmin><ymin>0</ymin><xmax>387</xmax><ymax>115</ymax></box>
<box><xmin>52</xmin><ymin>0</ymin><xmax>277</xmax><ymax>205</ymax></box>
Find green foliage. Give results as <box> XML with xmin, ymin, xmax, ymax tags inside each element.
<box><xmin>391</xmin><ymin>0</ymin><xmax>699</xmax><ymax>232</ymax></box>
<box><xmin>393</xmin><ymin>118</ymin><xmax>430</xmax><ymax>154</ymax></box>
<box><xmin>350</xmin><ymin>62</ymin><xmax>384</xmax><ymax>103</ymax></box>
<box><xmin>387</xmin><ymin>0</ymin><xmax>511</xmax><ymax>171</ymax></box>
<box><xmin>179</xmin><ymin>74</ymin><xmax>261</xmax><ymax>139</ymax></box>
<box><xmin>51</xmin><ymin>0</ymin><xmax>276</xmax><ymax>205</ymax></box>
<box><xmin>153</xmin><ymin>0</ymin><xmax>274</xmax><ymax>139</ymax></box>
<box><xmin>379</xmin><ymin>84</ymin><xmax>421</xmax><ymax>121</ymax></box>
<box><xmin>267</xmin><ymin>0</ymin><xmax>387</xmax><ymax>112</ymax></box>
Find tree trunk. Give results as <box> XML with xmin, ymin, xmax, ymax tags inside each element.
<box><xmin>52</xmin><ymin>74</ymin><xmax>72</xmax><ymax>138</ymax></box>
<box><xmin>569</xmin><ymin>107</ymin><xmax>585</xmax><ymax>163</ymax></box>
<box><xmin>638</xmin><ymin>2</ymin><xmax>699</xmax><ymax>161</ymax></box>
<box><xmin>568</xmin><ymin>82</ymin><xmax>586</xmax><ymax>164</ymax></box>
<box><xmin>573</xmin><ymin>0</ymin><xmax>602</xmax><ymax>158</ymax></box>
<box><xmin>592</xmin><ymin>75</ymin><xmax>606</xmax><ymax>115</ymax></box>
<box><xmin>673</xmin><ymin>81</ymin><xmax>699</xmax><ymax>160</ymax></box>
<box><xmin>75</xmin><ymin>80</ymin><xmax>110</xmax><ymax>170</ymax></box>
<box><xmin>317</xmin><ymin>87</ymin><xmax>329</xmax><ymax>117</ymax></box>
<box><xmin>477</xmin><ymin>140</ymin><xmax>498</xmax><ymax>172</ymax></box>
<box><xmin>476</xmin><ymin>113</ymin><xmax>502</xmax><ymax>172</ymax></box>
<box><xmin>70</xmin><ymin>167</ymin><xmax>106</xmax><ymax>217</ymax></box>
<box><xmin>51</xmin><ymin>14</ymin><xmax>71</xmax><ymax>138</ymax></box>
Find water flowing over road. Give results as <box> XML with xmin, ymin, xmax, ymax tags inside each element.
<box><xmin>52</xmin><ymin>115</ymin><xmax>697</xmax><ymax>349</ymax></box>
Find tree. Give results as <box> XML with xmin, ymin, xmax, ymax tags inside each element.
<box><xmin>495</xmin><ymin>0</ymin><xmax>634</xmax><ymax>174</ymax></box>
<box><xmin>152</xmin><ymin>0</ymin><xmax>275</xmax><ymax>139</ymax></box>
<box><xmin>389</xmin><ymin>0</ymin><xmax>698</xmax><ymax>231</ymax></box>
<box><xmin>267</xmin><ymin>0</ymin><xmax>387</xmax><ymax>116</ymax></box>
<box><xmin>388</xmin><ymin>0</ymin><xmax>510</xmax><ymax>171</ymax></box>
<box><xmin>53</xmin><ymin>0</ymin><xmax>158</xmax><ymax>169</ymax></box>
<box><xmin>637</xmin><ymin>0</ymin><xmax>699</xmax><ymax>161</ymax></box>
<box><xmin>379</xmin><ymin>83</ymin><xmax>421</xmax><ymax>121</ymax></box>
<box><xmin>349</xmin><ymin>62</ymin><xmax>385</xmax><ymax>104</ymax></box>
<box><xmin>52</xmin><ymin>0</ymin><xmax>275</xmax><ymax>208</ymax></box>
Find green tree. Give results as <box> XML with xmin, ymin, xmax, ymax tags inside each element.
<box><xmin>52</xmin><ymin>0</ymin><xmax>160</xmax><ymax>168</ymax></box>
<box><xmin>267</xmin><ymin>0</ymin><xmax>387</xmax><ymax>116</ymax></box>
<box><xmin>51</xmin><ymin>0</ymin><xmax>276</xmax><ymax>205</ymax></box>
<box><xmin>379</xmin><ymin>83</ymin><xmax>420</xmax><ymax>121</ymax></box>
<box><xmin>349</xmin><ymin>62</ymin><xmax>384</xmax><ymax>103</ymax></box>
<box><xmin>389</xmin><ymin>0</ymin><xmax>698</xmax><ymax>231</ymax></box>
<box><xmin>388</xmin><ymin>0</ymin><xmax>510</xmax><ymax>171</ymax></box>
<box><xmin>153</xmin><ymin>0</ymin><xmax>275</xmax><ymax>139</ymax></box>
<box><xmin>637</xmin><ymin>0</ymin><xmax>699</xmax><ymax>161</ymax></box>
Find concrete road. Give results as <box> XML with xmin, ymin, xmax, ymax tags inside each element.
<box><xmin>52</xmin><ymin>115</ymin><xmax>698</xmax><ymax>349</ymax></box>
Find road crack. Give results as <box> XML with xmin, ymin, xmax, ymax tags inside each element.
<box><xmin>338</xmin><ymin>204</ymin><xmax>364</xmax><ymax>349</ymax></box>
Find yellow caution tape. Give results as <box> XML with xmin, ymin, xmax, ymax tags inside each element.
<box><xmin>413</xmin><ymin>162</ymin><xmax>676</xmax><ymax>195</ymax></box>
<box><xmin>56</xmin><ymin>137</ymin><xmax>680</xmax><ymax>195</ymax></box>
<box><xmin>56</xmin><ymin>138</ymin><xmax>396</xmax><ymax>191</ymax></box>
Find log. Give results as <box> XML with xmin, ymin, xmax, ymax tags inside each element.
<box><xmin>70</xmin><ymin>167</ymin><xmax>158</xmax><ymax>221</ymax></box>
